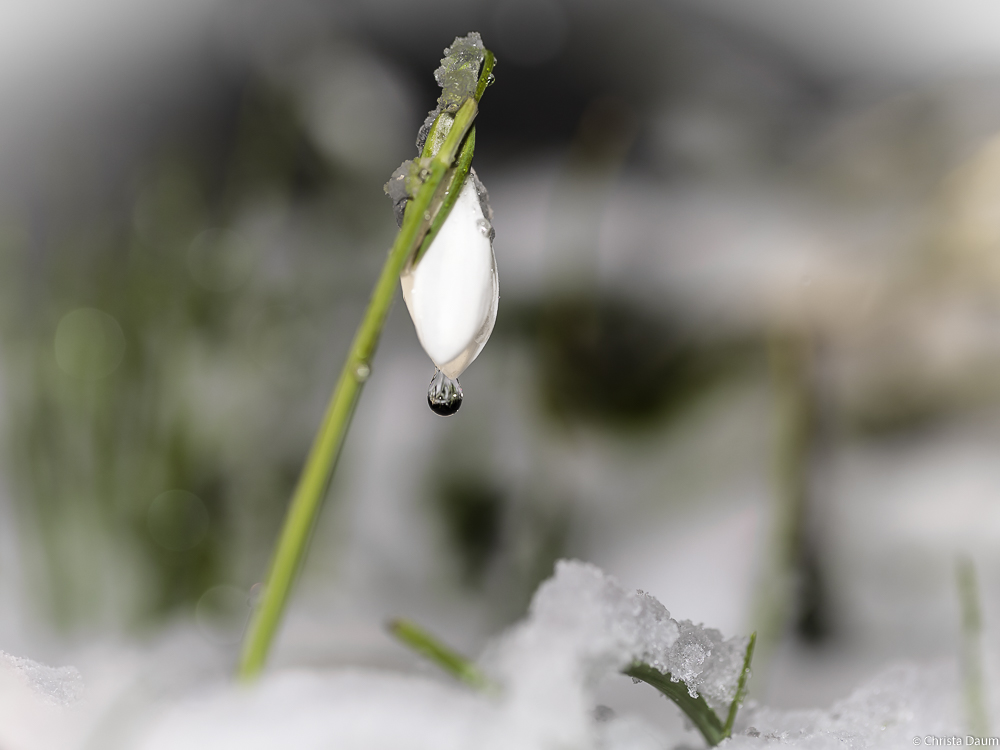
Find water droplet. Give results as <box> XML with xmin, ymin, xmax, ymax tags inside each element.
<box><xmin>427</xmin><ymin>368</ymin><xmax>463</xmax><ymax>416</ymax></box>
<box><xmin>353</xmin><ymin>362</ymin><xmax>371</xmax><ymax>381</ymax></box>
<box><xmin>423</xmin><ymin>210</ymin><xmax>432</xmax><ymax>221</ymax></box>
<box><xmin>486</xmin><ymin>73</ymin><xmax>496</xmax><ymax>86</ymax></box>
<box><xmin>476</xmin><ymin>218</ymin><xmax>495</xmax><ymax>241</ymax></box>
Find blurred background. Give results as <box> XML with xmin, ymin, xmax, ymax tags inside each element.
<box><xmin>3</xmin><ymin>0</ymin><xmax>1000</xmax><ymax>734</ymax></box>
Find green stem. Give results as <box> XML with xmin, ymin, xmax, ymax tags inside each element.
<box><xmin>957</xmin><ymin>557</ymin><xmax>990</xmax><ymax>737</ymax></box>
<box><xmin>388</xmin><ymin>618</ymin><xmax>492</xmax><ymax>691</ymax></box>
<box><xmin>237</xmin><ymin>51</ymin><xmax>495</xmax><ymax>680</ymax></box>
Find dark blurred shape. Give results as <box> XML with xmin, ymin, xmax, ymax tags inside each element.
<box><xmin>0</xmin><ymin>70</ymin><xmax>339</xmax><ymax>628</ymax></box>
<box><xmin>530</xmin><ymin>294</ymin><xmax>751</xmax><ymax>429</ymax></box>
<box><xmin>768</xmin><ymin>332</ymin><xmax>834</xmax><ymax>646</ymax></box>
<box><xmin>568</xmin><ymin>96</ymin><xmax>639</xmax><ymax>168</ymax></box>
<box><xmin>794</xmin><ymin>550</ymin><xmax>830</xmax><ymax>644</ymax></box>
<box><xmin>491</xmin><ymin>0</ymin><xmax>567</xmax><ymax>67</ymax></box>
<box><xmin>435</xmin><ymin>476</ymin><xmax>504</xmax><ymax>587</ymax></box>
<box><xmin>147</xmin><ymin>490</ymin><xmax>210</xmax><ymax>552</ymax></box>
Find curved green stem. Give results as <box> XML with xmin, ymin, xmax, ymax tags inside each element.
<box><xmin>626</xmin><ymin>632</ymin><xmax>756</xmax><ymax>746</ymax></box>
<box><xmin>625</xmin><ymin>663</ymin><xmax>727</xmax><ymax>745</ymax></box>
<box><xmin>237</xmin><ymin>49</ymin><xmax>495</xmax><ymax>680</ymax></box>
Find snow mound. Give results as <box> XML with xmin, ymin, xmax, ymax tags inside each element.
<box><xmin>139</xmin><ymin>670</ymin><xmax>488</xmax><ymax>750</ymax></box>
<box><xmin>0</xmin><ymin>561</ymin><xmax>968</xmax><ymax>749</ymax></box>
<box><xmin>0</xmin><ymin>650</ymin><xmax>83</xmax><ymax>706</ymax></box>
<box><xmin>730</xmin><ymin>662</ymin><xmax>961</xmax><ymax>748</ymax></box>
<box><xmin>486</xmin><ymin>559</ymin><xmax>749</xmax><ymax>739</ymax></box>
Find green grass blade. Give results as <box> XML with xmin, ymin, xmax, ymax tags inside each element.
<box><xmin>957</xmin><ymin>557</ymin><xmax>990</xmax><ymax>737</ymax></box>
<box><xmin>723</xmin><ymin>631</ymin><xmax>757</xmax><ymax>735</ymax></box>
<box><xmin>388</xmin><ymin>618</ymin><xmax>491</xmax><ymax>691</ymax></box>
<box><xmin>627</xmin><ymin>634</ymin><xmax>756</xmax><ymax>747</ymax></box>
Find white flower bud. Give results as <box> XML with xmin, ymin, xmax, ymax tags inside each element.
<box><xmin>401</xmin><ymin>173</ymin><xmax>498</xmax><ymax>379</ymax></box>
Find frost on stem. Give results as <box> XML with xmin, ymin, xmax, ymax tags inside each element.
<box><xmin>417</xmin><ymin>32</ymin><xmax>486</xmax><ymax>152</ymax></box>
<box><xmin>385</xmin><ymin>161</ymin><xmax>413</xmax><ymax>228</ymax></box>
<box><xmin>384</xmin><ymin>32</ymin><xmax>487</xmax><ymax>220</ymax></box>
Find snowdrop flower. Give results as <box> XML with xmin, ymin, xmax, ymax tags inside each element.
<box><xmin>400</xmin><ymin>170</ymin><xmax>499</xmax><ymax>381</ymax></box>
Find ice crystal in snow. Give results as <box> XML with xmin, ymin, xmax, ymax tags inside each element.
<box><xmin>0</xmin><ymin>650</ymin><xmax>83</xmax><ymax>706</ymax></box>
<box><xmin>487</xmin><ymin>560</ymin><xmax>748</xmax><ymax>726</ymax></box>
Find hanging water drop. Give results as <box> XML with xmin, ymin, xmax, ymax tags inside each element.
<box><xmin>427</xmin><ymin>368</ymin><xmax>463</xmax><ymax>416</ymax></box>
<box><xmin>486</xmin><ymin>73</ymin><xmax>496</xmax><ymax>86</ymax></box>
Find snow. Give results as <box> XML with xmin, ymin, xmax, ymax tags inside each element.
<box><xmin>139</xmin><ymin>670</ymin><xmax>489</xmax><ymax>750</ymax></box>
<box><xmin>730</xmin><ymin>663</ymin><xmax>961</xmax><ymax>748</ymax></box>
<box><xmin>485</xmin><ymin>560</ymin><xmax>749</xmax><ymax>735</ymax></box>
<box><xmin>0</xmin><ymin>561</ymin><xmax>974</xmax><ymax>749</ymax></box>
<box><xmin>0</xmin><ymin>650</ymin><xmax>84</xmax><ymax>750</ymax></box>
<box><xmin>0</xmin><ymin>650</ymin><xmax>83</xmax><ymax>706</ymax></box>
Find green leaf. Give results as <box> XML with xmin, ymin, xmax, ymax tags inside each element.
<box><xmin>626</xmin><ymin>632</ymin><xmax>757</xmax><ymax>747</ymax></box>
<box><xmin>623</xmin><ymin>663</ymin><xmax>727</xmax><ymax>746</ymax></box>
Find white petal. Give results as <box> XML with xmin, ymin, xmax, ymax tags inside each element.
<box><xmin>401</xmin><ymin>176</ymin><xmax>498</xmax><ymax>378</ymax></box>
